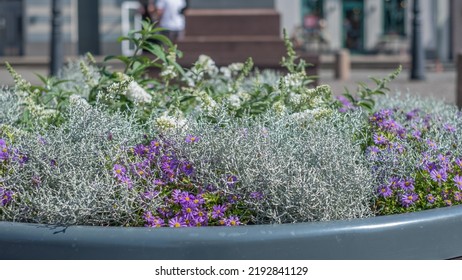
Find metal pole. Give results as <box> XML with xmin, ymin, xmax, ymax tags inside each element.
<box><xmin>457</xmin><ymin>52</ymin><xmax>462</xmax><ymax>109</ymax></box>
<box><xmin>50</xmin><ymin>0</ymin><xmax>63</xmax><ymax>76</ymax></box>
<box><xmin>78</xmin><ymin>0</ymin><xmax>100</xmax><ymax>55</ymax></box>
<box><xmin>410</xmin><ymin>0</ymin><xmax>426</xmax><ymax>80</ymax></box>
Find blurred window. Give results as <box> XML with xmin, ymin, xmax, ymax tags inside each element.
<box><xmin>383</xmin><ymin>0</ymin><xmax>407</xmax><ymax>36</ymax></box>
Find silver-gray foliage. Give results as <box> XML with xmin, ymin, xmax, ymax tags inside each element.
<box><xmin>168</xmin><ymin>109</ymin><xmax>375</xmax><ymax>224</ymax></box>
<box><xmin>1</xmin><ymin>100</ymin><xmax>145</xmax><ymax>226</ymax></box>
<box><xmin>0</xmin><ymin>88</ymin><xmax>20</xmax><ymax>125</ymax></box>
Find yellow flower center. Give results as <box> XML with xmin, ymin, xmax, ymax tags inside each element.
<box><xmin>230</xmin><ymin>220</ymin><xmax>236</xmax><ymax>226</ymax></box>
<box><xmin>190</xmin><ymin>137</ymin><xmax>196</xmax><ymax>142</ymax></box>
<box><xmin>116</xmin><ymin>169</ymin><xmax>121</xmax><ymax>174</ymax></box>
<box><xmin>437</xmin><ymin>174</ymin><xmax>442</xmax><ymax>179</ymax></box>
<box><xmin>1</xmin><ymin>148</ymin><xmax>6</xmax><ymax>153</ymax></box>
<box><xmin>174</xmin><ymin>222</ymin><xmax>181</xmax><ymax>228</ymax></box>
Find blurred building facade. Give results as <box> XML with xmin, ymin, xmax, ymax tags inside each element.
<box><xmin>0</xmin><ymin>0</ymin><xmax>460</xmax><ymax>63</ymax></box>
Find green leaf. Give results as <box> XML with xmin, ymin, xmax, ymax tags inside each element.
<box><xmin>143</xmin><ymin>44</ymin><xmax>166</xmax><ymax>61</ymax></box>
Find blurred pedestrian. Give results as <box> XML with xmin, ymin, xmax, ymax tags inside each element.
<box><xmin>139</xmin><ymin>0</ymin><xmax>157</xmax><ymax>23</ymax></box>
<box><xmin>155</xmin><ymin>0</ymin><xmax>187</xmax><ymax>42</ymax></box>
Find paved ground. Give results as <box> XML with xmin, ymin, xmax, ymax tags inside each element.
<box><xmin>0</xmin><ymin>60</ymin><xmax>457</xmax><ymax>105</ymax></box>
<box><xmin>319</xmin><ymin>69</ymin><xmax>457</xmax><ymax>105</ymax></box>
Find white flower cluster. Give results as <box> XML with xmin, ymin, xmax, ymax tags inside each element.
<box><xmin>220</xmin><ymin>62</ymin><xmax>244</xmax><ymax>80</ymax></box>
<box><xmin>280</xmin><ymin>72</ymin><xmax>305</xmax><ymax>89</ymax></box>
<box><xmin>196</xmin><ymin>55</ymin><xmax>219</xmax><ymax>77</ymax></box>
<box><xmin>126</xmin><ymin>80</ymin><xmax>152</xmax><ymax>103</ymax></box>
<box><xmin>227</xmin><ymin>94</ymin><xmax>241</xmax><ymax>109</ymax></box>
<box><xmin>196</xmin><ymin>90</ymin><xmax>218</xmax><ymax>114</ymax></box>
<box><xmin>160</xmin><ymin>65</ymin><xmax>177</xmax><ymax>80</ymax></box>
<box><xmin>102</xmin><ymin>74</ymin><xmax>152</xmax><ymax>104</ymax></box>
<box><xmin>291</xmin><ymin>107</ymin><xmax>333</xmax><ymax>122</ymax></box>
<box><xmin>155</xmin><ymin>115</ymin><xmax>187</xmax><ymax>132</ymax></box>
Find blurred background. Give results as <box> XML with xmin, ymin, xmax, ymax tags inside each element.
<box><xmin>0</xmin><ymin>0</ymin><xmax>461</xmax><ymax>102</ymax></box>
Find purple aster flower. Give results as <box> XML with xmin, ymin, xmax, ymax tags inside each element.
<box><xmin>226</xmin><ymin>175</ymin><xmax>238</xmax><ymax>187</ymax></box>
<box><xmin>366</xmin><ymin>146</ymin><xmax>380</xmax><ymax>159</ymax></box>
<box><xmin>113</xmin><ymin>164</ymin><xmax>127</xmax><ymax>179</ymax></box>
<box><xmin>406</xmin><ymin>109</ymin><xmax>419</xmax><ymax>120</ymax></box>
<box><xmin>412</xmin><ymin>130</ymin><xmax>422</xmax><ymax>140</ymax></box>
<box><xmin>444</xmin><ymin>199</ymin><xmax>453</xmax><ymax>206</ymax></box>
<box><xmin>0</xmin><ymin>139</ymin><xmax>9</xmax><ymax>161</ymax></box>
<box><xmin>50</xmin><ymin>159</ymin><xmax>57</xmax><ymax>167</ymax></box>
<box><xmin>377</xmin><ymin>185</ymin><xmax>393</xmax><ymax>198</ymax></box>
<box><xmin>454</xmin><ymin>175</ymin><xmax>462</xmax><ymax>190</ymax></box>
<box><xmin>430</xmin><ymin>169</ymin><xmax>448</xmax><ymax>183</ymax></box>
<box><xmin>336</xmin><ymin>96</ymin><xmax>354</xmax><ymax>112</ymax></box>
<box><xmin>426</xmin><ymin>139</ymin><xmax>438</xmax><ymax>150</ymax></box>
<box><xmin>181</xmin><ymin>205</ymin><xmax>196</xmax><ymax>220</ymax></box>
<box><xmin>426</xmin><ymin>193</ymin><xmax>436</xmax><ymax>204</ymax></box>
<box><xmin>142</xmin><ymin>189</ymin><xmax>159</xmax><ymax>200</ymax></box>
<box><xmin>191</xmin><ymin>194</ymin><xmax>205</xmax><ymax>207</ymax></box>
<box><xmin>227</xmin><ymin>194</ymin><xmax>241</xmax><ymax>204</ymax></box>
<box><xmin>211</xmin><ymin>204</ymin><xmax>227</xmax><ymax>219</ymax></box>
<box><xmin>119</xmin><ymin>175</ymin><xmax>133</xmax><ymax>189</ymax></box>
<box><xmin>397</xmin><ymin>128</ymin><xmax>407</xmax><ymax>139</ymax></box>
<box><xmin>179</xmin><ymin>191</ymin><xmax>195</xmax><ymax>205</ymax></box>
<box><xmin>441</xmin><ymin>189</ymin><xmax>451</xmax><ymax>200</ymax></box>
<box><xmin>171</xmin><ymin>189</ymin><xmax>182</xmax><ymax>203</ymax></box>
<box><xmin>180</xmin><ymin>161</ymin><xmax>194</xmax><ymax>176</ymax></box>
<box><xmin>10</xmin><ymin>148</ymin><xmax>28</xmax><ymax>165</ymax></box>
<box><xmin>143</xmin><ymin>211</ymin><xmax>164</xmax><ymax>227</ymax></box>
<box><xmin>373</xmin><ymin>134</ymin><xmax>389</xmax><ymax>145</ymax></box>
<box><xmin>387</xmin><ymin>177</ymin><xmax>401</xmax><ymax>189</ymax></box>
<box><xmin>438</xmin><ymin>154</ymin><xmax>451</xmax><ymax>166</ymax></box>
<box><xmin>423</xmin><ymin>161</ymin><xmax>437</xmax><ymax>173</ymax></box>
<box><xmin>454</xmin><ymin>192</ymin><xmax>462</xmax><ymax>202</ymax></box>
<box><xmin>401</xmin><ymin>178</ymin><xmax>415</xmax><ymax>191</ymax></box>
<box><xmin>400</xmin><ymin>193</ymin><xmax>419</xmax><ymax>207</ymax></box>
<box><xmin>0</xmin><ymin>187</ymin><xmax>13</xmax><ymax>206</ymax></box>
<box><xmin>250</xmin><ymin>191</ymin><xmax>264</xmax><ymax>200</ymax></box>
<box><xmin>455</xmin><ymin>158</ymin><xmax>462</xmax><ymax>169</ymax></box>
<box><xmin>132</xmin><ymin>161</ymin><xmax>150</xmax><ymax>178</ymax></box>
<box><xmin>153</xmin><ymin>179</ymin><xmax>165</xmax><ymax>186</ymax></box>
<box><xmin>225</xmin><ymin>216</ymin><xmax>241</xmax><ymax>226</ymax></box>
<box><xmin>443</xmin><ymin>123</ymin><xmax>456</xmax><ymax>133</ymax></box>
<box><xmin>133</xmin><ymin>144</ymin><xmax>148</xmax><ymax>157</ymax></box>
<box><xmin>192</xmin><ymin>208</ymin><xmax>208</xmax><ymax>225</ymax></box>
<box><xmin>157</xmin><ymin>206</ymin><xmax>173</xmax><ymax>219</ymax></box>
<box><xmin>392</xmin><ymin>143</ymin><xmax>405</xmax><ymax>154</ymax></box>
<box><xmin>149</xmin><ymin>140</ymin><xmax>162</xmax><ymax>155</ymax></box>
<box><xmin>185</xmin><ymin>135</ymin><xmax>200</xmax><ymax>143</ymax></box>
<box><xmin>169</xmin><ymin>216</ymin><xmax>187</xmax><ymax>228</ymax></box>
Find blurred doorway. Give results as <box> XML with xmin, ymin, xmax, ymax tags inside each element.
<box><xmin>342</xmin><ymin>0</ymin><xmax>364</xmax><ymax>53</ymax></box>
<box><xmin>0</xmin><ymin>0</ymin><xmax>24</xmax><ymax>56</ymax></box>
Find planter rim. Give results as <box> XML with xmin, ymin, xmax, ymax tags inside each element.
<box><xmin>1</xmin><ymin>205</ymin><xmax>462</xmax><ymax>260</ymax></box>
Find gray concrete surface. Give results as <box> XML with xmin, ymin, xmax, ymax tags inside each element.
<box><xmin>319</xmin><ymin>68</ymin><xmax>457</xmax><ymax>105</ymax></box>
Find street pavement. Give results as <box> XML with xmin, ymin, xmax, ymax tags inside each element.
<box><xmin>319</xmin><ymin>68</ymin><xmax>457</xmax><ymax>105</ymax></box>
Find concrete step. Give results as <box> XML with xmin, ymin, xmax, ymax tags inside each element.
<box><xmin>177</xmin><ymin>38</ymin><xmax>287</xmax><ymax>66</ymax></box>
<box><xmin>185</xmin><ymin>9</ymin><xmax>280</xmax><ymax>37</ymax></box>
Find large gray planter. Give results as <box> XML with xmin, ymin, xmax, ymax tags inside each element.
<box><xmin>1</xmin><ymin>205</ymin><xmax>462</xmax><ymax>259</ymax></box>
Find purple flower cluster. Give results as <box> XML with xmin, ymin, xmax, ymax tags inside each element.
<box><xmin>111</xmin><ymin>136</ymin><xmax>247</xmax><ymax>228</ymax></box>
<box><xmin>369</xmin><ymin>108</ymin><xmax>462</xmax><ymax>214</ymax></box>
<box><xmin>0</xmin><ymin>187</ymin><xmax>13</xmax><ymax>207</ymax></box>
<box><xmin>0</xmin><ymin>139</ymin><xmax>8</xmax><ymax>162</ymax></box>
